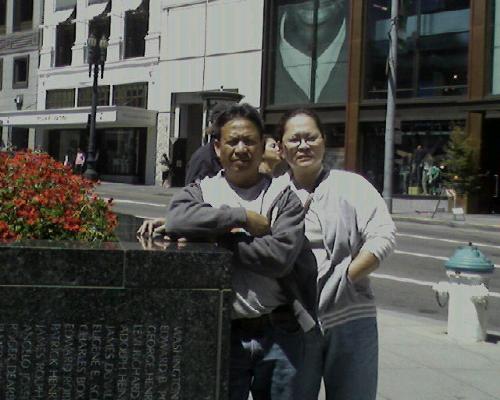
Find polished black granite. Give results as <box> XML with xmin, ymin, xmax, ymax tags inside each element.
<box><xmin>0</xmin><ymin>213</ymin><xmax>233</xmax><ymax>399</ymax></box>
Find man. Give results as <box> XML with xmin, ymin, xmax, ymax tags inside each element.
<box><xmin>184</xmin><ymin>104</ymin><xmax>226</xmax><ymax>184</ymax></box>
<box><xmin>274</xmin><ymin>0</ymin><xmax>348</xmax><ymax>104</ymax></box>
<box><xmin>165</xmin><ymin>103</ymin><xmax>316</xmax><ymax>400</ymax></box>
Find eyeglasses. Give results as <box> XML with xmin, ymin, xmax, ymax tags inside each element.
<box><xmin>284</xmin><ymin>135</ymin><xmax>322</xmax><ymax>149</ymax></box>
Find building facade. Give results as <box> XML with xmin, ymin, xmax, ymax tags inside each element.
<box><xmin>259</xmin><ymin>0</ymin><xmax>500</xmax><ymax>212</ymax></box>
<box><xmin>0</xmin><ymin>0</ymin><xmax>43</xmax><ymax>151</ymax></box>
<box><xmin>158</xmin><ymin>0</ymin><xmax>499</xmax><ymax>212</ymax></box>
<box><xmin>1</xmin><ymin>0</ymin><xmax>160</xmax><ymax>184</ymax></box>
<box><xmin>0</xmin><ymin>0</ymin><xmax>498</xmax><ymax>212</ymax></box>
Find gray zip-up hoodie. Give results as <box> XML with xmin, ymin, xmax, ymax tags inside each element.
<box><xmin>165</xmin><ymin>173</ymin><xmax>317</xmax><ymax>332</ymax></box>
<box><xmin>279</xmin><ymin>169</ymin><xmax>396</xmax><ymax>330</ymax></box>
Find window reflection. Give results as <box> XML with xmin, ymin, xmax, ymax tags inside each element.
<box><xmin>271</xmin><ymin>0</ymin><xmax>348</xmax><ymax>105</ymax></box>
<box><xmin>361</xmin><ymin>120</ymin><xmax>463</xmax><ymax>195</ymax></box>
<box><xmin>491</xmin><ymin>0</ymin><xmax>500</xmax><ymax>94</ymax></box>
<box><xmin>365</xmin><ymin>0</ymin><xmax>469</xmax><ymax>99</ymax></box>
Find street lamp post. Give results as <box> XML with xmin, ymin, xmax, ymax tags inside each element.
<box><xmin>83</xmin><ymin>33</ymin><xmax>108</xmax><ymax>181</ymax></box>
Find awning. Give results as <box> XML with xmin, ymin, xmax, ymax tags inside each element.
<box><xmin>0</xmin><ymin>106</ymin><xmax>158</xmax><ymax>129</ymax></box>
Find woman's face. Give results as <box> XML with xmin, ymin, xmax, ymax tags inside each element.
<box><xmin>263</xmin><ymin>137</ymin><xmax>282</xmax><ymax>163</ymax></box>
<box><xmin>281</xmin><ymin>114</ymin><xmax>325</xmax><ymax>173</ymax></box>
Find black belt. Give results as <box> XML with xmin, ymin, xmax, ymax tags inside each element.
<box><xmin>232</xmin><ymin>305</ymin><xmax>298</xmax><ymax>334</ymax></box>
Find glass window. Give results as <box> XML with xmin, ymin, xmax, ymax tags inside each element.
<box><xmin>360</xmin><ymin>120</ymin><xmax>464</xmax><ymax>195</ymax></box>
<box><xmin>55</xmin><ymin>23</ymin><xmax>76</xmax><ymax>67</ymax></box>
<box><xmin>55</xmin><ymin>0</ymin><xmax>77</xmax><ymax>11</ymax></box>
<box><xmin>364</xmin><ymin>0</ymin><xmax>470</xmax><ymax>99</ymax></box>
<box><xmin>0</xmin><ymin>0</ymin><xmax>6</xmax><ymax>35</ymax></box>
<box><xmin>124</xmin><ymin>1</ymin><xmax>149</xmax><ymax>59</ymax></box>
<box><xmin>113</xmin><ymin>82</ymin><xmax>148</xmax><ymax>108</ymax></box>
<box><xmin>0</xmin><ymin>59</ymin><xmax>3</xmax><ymax>91</ymax></box>
<box><xmin>77</xmin><ymin>86</ymin><xmax>110</xmax><ymax>107</ymax></box>
<box><xmin>491</xmin><ymin>0</ymin><xmax>500</xmax><ymax>94</ymax></box>
<box><xmin>13</xmin><ymin>0</ymin><xmax>33</xmax><ymax>32</ymax></box>
<box><xmin>268</xmin><ymin>0</ymin><xmax>349</xmax><ymax>105</ymax></box>
<box><xmin>89</xmin><ymin>0</ymin><xmax>107</xmax><ymax>4</ymax></box>
<box><xmin>13</xmin><ymin>56</ymin><xmax>29</xmax><ymax>89</ymax></box>
<box><xmin>46</xmin><ymin>89</ymin><xmax>76</xmax><ymax>109</ymax></box>
<box><xmin>11</xmin><ymin>128</ymin><xmax>29</xmax><ymax>151</ymax></box>
<box><xmin>96</xmin><ymin>128</ymin><xmax>145</xmax><ymax>176</ymax></box>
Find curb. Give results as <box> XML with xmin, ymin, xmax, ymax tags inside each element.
<box><xmin>392</xmin><ymin>215</ymin><xmax>500</xmax><ymax>232</ymax></box>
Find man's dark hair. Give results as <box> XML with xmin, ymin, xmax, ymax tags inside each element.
<box><xmin>276</xmin><ymin>108</ymin><xmax>325</xmax><ymax>140</ymax></box>
<box><xmin>212</xmin><ymin>103</ymin><xmax>265</xmax><ymax>139</ymax></box>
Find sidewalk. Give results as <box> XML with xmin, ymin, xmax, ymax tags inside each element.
<box><xmin>392</xmin><ymin>211</ymin><xmax>500</xmax><ymax>232</ymax></box>
<box><xmin>377</xmin><ymin>308</ymin><xmax>500</xmax><ymax>400</ymax></box>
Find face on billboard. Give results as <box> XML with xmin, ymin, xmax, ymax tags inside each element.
<box><xmin>288</xmin><ymin>0</ymin><xmax>346</xmax><ymax>27</ymax></box>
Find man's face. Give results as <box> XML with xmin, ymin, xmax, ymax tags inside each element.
<box><xmin>215</xmin><ymin>118</ymin><xmax>264</xmax><ymax>188</ymax></box>
<box><xmin>290</xmin><ymin>0</ymin><xmax>345</xmax><ymax>26</ymax></box>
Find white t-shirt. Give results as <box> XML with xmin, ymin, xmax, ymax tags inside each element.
<box><xmin>203</xmin><ymin>176</ymin><xmax>288</xmax><ymax>319</ymax></box>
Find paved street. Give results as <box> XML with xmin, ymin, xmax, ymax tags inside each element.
<box><xmin>96</xmin><ymin>182</ymin><xmax>500</xmax><ymax>400</ymax></box>
<box><xmin>374</xmin><ymin>220</ymin><xmax>500</xmax><ymax>330</ymax></box>
<box><xmin>97</xmin><ymin>182</ymin><xmax>500</xmax><ymax>332</ymax></box>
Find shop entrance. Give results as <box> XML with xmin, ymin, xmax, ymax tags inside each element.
<box><xmin>483</xmin><ymin>120</ymin><xmax>500</xmax><ymax>213</ymax></box>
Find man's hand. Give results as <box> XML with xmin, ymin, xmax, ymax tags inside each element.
<box><xmin>244</xmin><ymin>211</ymin><xmax>270</xmax><ymax>237</ymax></box>
<box><xmin>136</xmin><ymin>218</ymin><xmax>166</xmax><ymax>237</ymax></box>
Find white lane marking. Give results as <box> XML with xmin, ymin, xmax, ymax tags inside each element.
<box><xmin>397</xmin><ymin>233</ymin><xmax>500</xmax><ymax>250</ymax></box>
<box><xmin>104</xmin><ymin>198</ymin><xmax>167</xmax><ymax>208</ymax></box>
<box><xmin>372</xmin><ymin>273</ymin><xmax>500</xmax><ymax>298</ymax></box>
<box><xmin>394</xmin><ymin>250</ymin><xmax>500</xmax><ymax>269</ymax></box>
<box><xmin>395</xmin><ymin>249</ymin><xmax>448</xmax><ymax>261</ymax></box>
<box><xmin>372</xmin><ymin>273</ymin><xmax>434</xmax><ymax>287</ymax></box>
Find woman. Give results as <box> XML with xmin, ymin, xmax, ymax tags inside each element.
<box><xmin>276</xmin><ymin>109</ymin><xmax>396</xmax><ymax>400</ymax></box>
<box><xmin>259</xmin><ymin>134</ymin><xmax>288</xmax><ymax>177</ymax></box>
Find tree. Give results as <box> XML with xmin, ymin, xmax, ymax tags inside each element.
<box><xmin>441</xmin><ymin>125</ymin><xmax>484</xmax><ymax>196</ymax></box>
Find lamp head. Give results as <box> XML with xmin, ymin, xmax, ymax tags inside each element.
<box><xmin>87</xmin><ymin>33</ymin><xmax>97</xmax><ymax>48</ymax></box>
<box><xmin>99</xmin><ymin>36</ymin><xmax>108</xmax><ymax>50</ymax></box>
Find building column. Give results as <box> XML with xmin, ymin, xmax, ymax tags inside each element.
<box><xmin>72</xmin><ymin>0</ymin><xmax>89</xmax><ymax>67</ymax></box>
<box><xmin>5</xmin><ymin>0</ymin><xmax>13</xmax><ymax>34</ymax></box>
<box><xmin>466</xmin><ymin>0</ymin><xmax>488</xmax><ymax>161</ymax></box>
<box><xmin>145</xmin><ymin>0</ymin><xmax>161</xmax><ymax>58</ymax></box>
<box><xmin>344</xmin><ymin>0</ymin><xmax>364</xmax><ymax>172</ymax></box>
<box><xmin>107</xmin><ymin>0</ymin><xmax>124</xmax><ymax>62</ymax></box>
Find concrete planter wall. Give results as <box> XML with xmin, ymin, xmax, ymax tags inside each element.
<box><xmin>0</xmin><ymin>215</ymin><xmax>232</xmax><ymax>400</ymax></box>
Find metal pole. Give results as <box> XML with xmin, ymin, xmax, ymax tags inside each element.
<box><xmin>382</xmin><ymin>0</ymin><xmax>399</xmax><ymax>213</ymax></box>
<box><xmin>83</xmin><ymin>63</ymin><xmax>99</xmax><ymax>181</ymax></box>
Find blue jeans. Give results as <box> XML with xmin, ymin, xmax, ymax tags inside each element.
<box><xmin>230</xmin><ymin>321</ymin><xmax>305</xmax><ymax>400</ymax></box>
<box><xmin>295</xmin><ymin>317</ymin><xmax>379</xmax><ymax>400</ymax></box>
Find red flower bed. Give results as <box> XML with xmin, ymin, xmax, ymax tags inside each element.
<box><xmin>0</xmin><ymin>151</ymin><xmax>117</xmax><ymax>242</ymax></box>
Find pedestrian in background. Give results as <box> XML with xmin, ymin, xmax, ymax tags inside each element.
<box><xmin>74</xmin><ymin>148</ymin><xmax>86</xmax><ymax>174</ymax></box>
<box><xmin>258</xmin><ymin>135</ymin><xmax>288</xmax><ymax>177</ymax></box>
<box><xmin>184</xmin><ymin>104</ymin><xmax>227</xmax><ymax>184</ymax></box>
<box><xmin>276</xmin><ymin>108</ymin><xmax>396</xmax><ymax>400</ymax></box>
<box><xmin>160</xmin><ymin>153</ymin><xmax>171</xmax><ymax>188</ymax></box>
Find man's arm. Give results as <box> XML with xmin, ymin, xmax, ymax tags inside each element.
<box><xmin>165</xmin><ymin>184</ymin><xmax>247</xmax><ymax>237</ymax></box>
<box><xmin>231</xmin><ymin>189</ymin><xmax>306</xmax><ymax>279</ymax></box>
